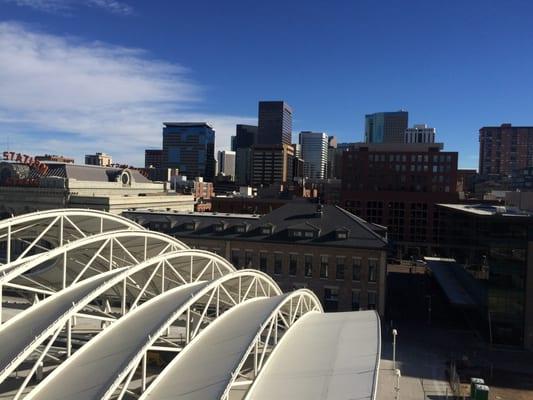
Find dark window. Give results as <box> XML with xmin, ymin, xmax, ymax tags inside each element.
<box><xmin>231</xmin><ymin>250</ymin><xmax>240</xmax><ymax>268</ymax></box>
<box><xmin>259</xmin><ymin>252</ymin><xmax>267</xmax><ymax>272</ymax></box>
<box><xmin>336</xmin><ymin>257</ymin><xmax>345</xmax><ymax>280</ymax></box>
<box><xmin>245</xmin><ymin>251</ymin><xmax>253</xmax><ymax>268</ymax></box>
<box><xmin>289</xmin><ymin>254</ymin><xmax>297</xmax><ymax>276</ymax></box>
<box><xmin>274</xmin><ymin>253</ymin><xmax>282</xmax><ymax>275</ymax></box>
<box><xmin>352</xmin><ymin>291</ymin><xmax>360</xmax><ymax>311</ymax></box>
<box><xmin>368</xmin><ymin>292</ymin><xmax>377</xmax><ymax>310</ymax></box>
<box><xmin>369</xmin><ymin>259</ymin><xmax>378</xmax><ymax>282</ymax></box>
<box><xmin>320</xmin><ymin>255</ymin><xmax>329</xmax><ymax>279</ymax></box>
<box><xmin>324</xmin><ymin>287</ymin><xmax>339</xmax><ymax>312</ymax></box>
<box><xmin>352</xmin><ymin>257</ymin><xmax>361</xmax><ymax>281</ymax></box>
<box><xmin>304</xmin><ymin>255</ymin><xmax>313</xmax><ymax>277</ymax></box>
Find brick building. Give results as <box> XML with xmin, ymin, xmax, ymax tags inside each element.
<box><xmin>479</xmin><ymin>124</ymin><xmax>533</xmax><ymax>177</ymax></box>
<box><xmin>341</xmin><ymin>143</ymin><xmax>458</xmax><ymax>257</ymax></box>
<box><xmin>123</xmin><ymin>203</ymin><xmax>388</xmax><ymax>315</ymax></box>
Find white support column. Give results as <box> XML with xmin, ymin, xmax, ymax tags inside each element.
<box><xmin>121</xmin><ymin>278</ymin><xmax>127</xmax><ymax>315</ymax></box>
<box><xmin>0</xmin><ymin>285</ymin><xmax>2</xmax><ymax>325</ymax></box>
<box><xmin>109</xmin><ymin>238</ymin><xmax>114</xmax><ymax>271</ymax></box>
<box><xmin>142</xmin><ymin>352</ymin><xmax>147</xmax><ymax>391</ymax></box>
<box><xmin>62</xmin><ymin>252</ymin><xmax>67</xmax><ymax>289</ymax></box>
<box><xmin>186</xmin><ymin>308</ymin><xmax>191</xmax><ymax>343</ymax></box>
<box><xmin>67</xmin><ymin>318</ymin><xmax>72</xmax><ymax>357</ymax></box>
<box><xmin>7</xmin><ymin>224</ymin><xmax>11</xmax><ymax>263</ymax></box>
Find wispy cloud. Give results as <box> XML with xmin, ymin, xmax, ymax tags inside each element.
<box><xmin>3</xmin><ymin>0</ymin><xmax>134</xmax><ymax>16</ymax></box>
<box><xmin>0</xmin><ymin>22</ymin><xmax>254</xmax><ymax>165</ymax></box>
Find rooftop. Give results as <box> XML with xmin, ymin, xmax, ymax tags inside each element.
<box><xmin>124</xmin><ymin>203</ymin><xmax>388</xmax><ymax>249</ymax></box>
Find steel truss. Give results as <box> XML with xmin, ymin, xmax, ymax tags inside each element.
<box><xmin>23</xmin><ymin>271</ymin><xmax>280</xmax><ymax>400</ymax></box>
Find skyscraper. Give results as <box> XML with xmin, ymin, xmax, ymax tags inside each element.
<box><xmin>299</xmin><ymin>131</ymin><xmax>329</xmax><ymax>179</ymax></box>
<box><xmin>217</xmin><ymin>150</ymin><xmax>236</xmax><ymax>178</ymax></box>
<box><xmin>257</xmin><ymin>101</ymin><xmax>292</xmax><ymax>145</ymax></box>
<box><xmin>162</xmin><ymin>122</ymin><xmax>216</xmax><ymax>181</ymax></box>
<box><xmin>234</xmin><ymin>124</ymin><xmax>258</xmax><ymax>186</ymax></box>
<box><xmin>479</xmin><ymin>124</ymin><xmax>533</xmax><ymax>176</ymax></box>
<box><xmin>144</xmin><ymin>149</ymin><xmax>163</xmax><ymax>168</ymax></box>
<box><xmin>251</xmin><ymin>144</ymin><xmax>295</xmax><ymax>186</ymax></box>
<box><xmin>365</xmin><ymin>111</ymin><xmax>408</xmax><ymax>144</ymax></box>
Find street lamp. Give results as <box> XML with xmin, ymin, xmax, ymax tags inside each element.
<box><xmin>394</xmin><ymin>368</ymin><xmax>401</xmax><ymax>400</ymax></box>
<box><xmin>392</xmin><ymin>328</ymin><xmax>398</xmax><ymax>369</ymax></box>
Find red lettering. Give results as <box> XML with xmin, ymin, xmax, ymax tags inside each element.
<box><xmin>2</xmin><ymin>151</ymin><xmax>8</xmax><ymax>160</ymax></box>
<box><xmin>9</xmin><ymin>152</ymin><xmax>15</xmax><ymax>160</ymax></box>
<box><xmin>15</xmin><ymin>153</ymin><xmax>22</xmax><ymax>162</ymax></box>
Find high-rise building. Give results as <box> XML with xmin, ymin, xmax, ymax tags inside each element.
<box><xmin>235</xmin><ymin>125</ymin><xmax>258</xmax><ymax>148</ymax></box>
<box><xmin>251</xmin><ymin>144</ymin><xmax>295</xmax><ymax>186</ymax></box>
<box><xmin>162</xmin><ymin>122</ymin><xmax>216</xmax><ymax>181</ymax></box>
<box><xmin>85</xmin><ymin>152</ymin><xmax>112</xmax><ymax>167</ymax></box>
<box><xmin>299</xmin><ymin>131</ymin><xmax>329</xmax><ymax>179</ymax></box>
<box><xmin>257</xmin><ymin>101</ymin><xmax>292</xmax><ymax>145</ymax></box>
<box><xmin>217</xmin><ymin>150</ymin><xmax>236</xmax><ymax>178</ymax></box>
<box><xmin>479</xmin><ymin>124</ymin><xmax>533</xmax><ymax>176</ymax></box>
<box><xmin>234</xmin><ymin>125</ymin><xmax>258</xmax><ymax>186</ymax></box>
<box><xmin>365</xmin><ymin>111</ymin><xmax>408</xmax><ymax>144</ymax></box>
<box><xmin>144</xmin><ymin>149</ymin><xmax>163</xmax><ymax>168</ymax></box>
<box><xmin>405</xmin><ymin>124</ymin><xmax>436</xmax><ymax>144</ymax></box>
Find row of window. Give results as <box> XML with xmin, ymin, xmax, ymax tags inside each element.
<box><xmin>324</xmin><ymin>287</ymin><xmax>377</xmax><ymax>312</ymax></box>
<box><xmin>230</xmin><ymin>250</ymin><xmax>378</xmax><ymax>282</ymax></box>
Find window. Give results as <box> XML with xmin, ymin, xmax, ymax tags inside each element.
<box><xmin>304</xmin><ymin>231</ymin><xmax>315</xmax><ymax>238</ymax></box>
<box><xmin>259</xmin><ymin>252</ymin><xmax>267</xmax><ymax>272</ymax></box>
<box><xmin>352</xmin><ymin>257</ymin><xmax>361</xmax><ymax>281</ymax></box>
<box><xmin>368</xmin><ymin>291</ymin><xmax>377</xmax><ymax>310</ymax></box>
<box><xmin>352</xmin><ymin>291</ymin><xmax>360</xmax><ymax>311</ymax></box>
<box><xmin>245</xmin><ymin>251</ymin><xmax>253</xmax><ymax>268</ymax></box>
<box><xmin>236</xmin><ymin>225</ymin><xmax>246</xmax><ymax>233</ymax></box>
<box><xmin>324</xmin><ymin>287</ymin><xmax>339</xmax><ymax>312</ymax></box>
<box><xmin>304</xmin><ymin>254</ymin><xmax>313</xmax><ymax>277</ymax></box>
<box><xmin>336</xmin><ymin>230</ymin><xmax>348</xmax><ymax>240</ymax></box>
<box><xmin>320</xmin><ymin>255</ymin><xmax>329</xmax><ymax>279</ymax></box>
<box><xmin>261</xmin><ymin>226</ymin><xmax>273</xmax><ymax>235</ymax></box>
<box><xmin>274</xmin><ymin>253</ymin><xmax>282</xmax><ymax>275</ymax></box>
<box><xmin>336</xmin><ymin>257</ymin><xmax>345</xmax><ymax>280</ymax></box>
<box><xmin>292</xmin><ymin>230</ymin><xmax>303</xmax><ymax>238</ymax></box>
<box><xmin>231</xmin><ymin>249</ymin><xmax>240</xmax><ymax>268</ymax></box>
<box><xmin>289</xmin><ymin>254</ymin><xmax>298</xmax><ymax>276</ymax></box>
<box><xmin>368</xmin><ymin>259</ymin><xmax>378</xmax><ymax>282</ymax></box>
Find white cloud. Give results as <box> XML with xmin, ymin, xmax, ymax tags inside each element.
<box><xmin>0</xmin><ymin>22</ymin><xmax>255</xmax><ymax>165</ymax></box>
<box><xmin>3</xmin><ymin>0</ymin><xmax>134</xmax><ymax>15</ymax></box>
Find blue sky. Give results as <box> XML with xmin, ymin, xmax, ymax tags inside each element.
<box><xmin>1</xmin><ymin>0</ymin><xmax>533</xmax><ymax>168</ymax></box>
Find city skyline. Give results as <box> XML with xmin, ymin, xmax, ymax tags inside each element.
<box><xmin>2</xmin><ymin>1</ymin><xmax>533</xmax><ymax>169</ymax></box>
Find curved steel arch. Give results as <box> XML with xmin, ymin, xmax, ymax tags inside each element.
<box><xmin>140</xmin><ymin>289</ymin><xmax>322</xmax><ymax>400</ymax></box>
<box><xmin>0</xmin><ymin>229</ymin><xmax>188</xmax><ymax>324</ymax></box>
<box><xmin>0</xmin><ymin>208</ymin><xmax>144</xmax><ymax>265</ymax></box>
<box><xmin>0</xmin><ymin>249</ymin><xmax>238</xmax><ymax>386</ymax></box>
<box><xmin>25</xmin><ymin>270</ymin><xmax>281</xmax><ymax>400</ymax></box>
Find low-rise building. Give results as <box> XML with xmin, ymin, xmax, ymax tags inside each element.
<box><xmin>123</xmin><ymin>203</ymin><xmax>388</xmax><ymax>315</ymax></box>
<box><xmin>434</xmin><ymin>203</ymin><xmax>533</xmax><ymax>350</ymax></box>
<box><xmin>0</xmin><ymin>161</ymin><xmax>194</xmax><ymax>217</ymax></box>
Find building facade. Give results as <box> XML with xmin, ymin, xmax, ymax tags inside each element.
<box><xmin>479</xmin><ymin>124</ymin><xmax>533</xmax><ymax>177</ymax></box>
<box><xmin>251</xmin><ymin>144</ymin><xmax>295</xmax><ymax>186</ymax></box>
<box><xmin>404</xmin><ymin>124</ymin><xmax>436</xmax><ymax>144</ymax></box>
<box><xmin>341</xmin><ymin>143</ymin><xmax>458</xmax><ymax>257</ymax></box>
<box><xmin>217</xmin><ymin>150</ymin><xmax>236</xmax><ymax>178</ymax></box>
<box><xmin>145</xmin><ymin>149</ymin><xmax>164</xmax><ymax>168</ymax></box>
<box><xmin>365</xmin><ymin>111</ymin><xmax>408</xmax><ymax>144</ymax></box>
<box><xmin>123</xmin><ymin>203</ymin><xmax>388</xmax><ymax>315</ymax></box>
<box><xmin>162</xmin><ymin>122</ymin><xmax>216</xmax><ymax>181</ymax></box>
<box><xmin>234</xmin><ymin>125</ymin><xmax>258</xmax><ymax>186</ymax></box>
<box><xmin>85</xmin><ymin>152</ymin><xmax>112</xmax><ymax>167</ymax></box>
<box><xmin>434</xmin><ymin>203</ymin><xmax>533</xmax><ymax>350</ymax></box>
<box><xmin>299</xmin><ymin>131</ymin><xmax>328</xmax><ymax>179</ymax></box>
<box><xmin>0</xmin><ymin>161</ymin><xmax>194</xmax><ymax>217</ymax></box>
<box><xmin>257</xmin><ymin>101</ymin><xmax>292</xmax><ymax>145</ymax></box>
